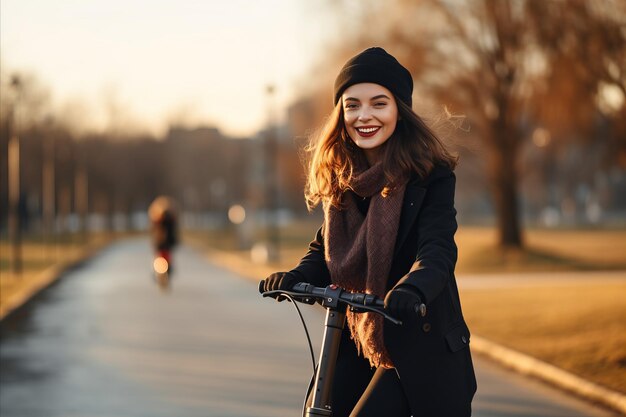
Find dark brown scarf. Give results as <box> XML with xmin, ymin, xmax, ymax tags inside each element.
<box><xmin>323</xmin><ymin>161</ymin><xmax>407</xmax><ymax>368</ymax></box>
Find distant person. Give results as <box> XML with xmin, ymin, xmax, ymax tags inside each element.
<box><xmin>148</xmin><ymin>196</ymin><xmax>178</xmax><ymax>264</ymax></box>
<box><xmin>262</xmin><ymin>47</ymin><xmax>476</xmax><ymax>416</ymax></box>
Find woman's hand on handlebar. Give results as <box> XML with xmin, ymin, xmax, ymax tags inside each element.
<box><xmin>261</xmin><ymin>272</ymin><xmax>300</xmax><ymax>300</ymax></box>
<box><xmin>384</xmin><ymin>285</ymin><xmax>426</xmax><ymax>319</ymax></box>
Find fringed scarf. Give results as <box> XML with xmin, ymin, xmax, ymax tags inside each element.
<box><xmin>323</xmin><ymin>161</ymin><xmax>407</xmax><ymax>368</ymax></box>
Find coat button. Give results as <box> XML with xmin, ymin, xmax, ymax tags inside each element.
<box><xmin>422</xmin><ymin>323</ymin><xmax>431</xmax><ymax>332</ymax></box>
<box><xmin>461</xmin><ymin>335</ymin><xmax>468</xmax><ymax>344</ymax></box>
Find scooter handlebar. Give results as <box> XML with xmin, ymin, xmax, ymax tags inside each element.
<box><xmin>259</xmin><ymin>281</ymin><xmax>406</xmax><ymax>325</ymax></box>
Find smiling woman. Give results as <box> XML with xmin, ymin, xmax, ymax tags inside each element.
<box><xmin>261</xmin><ymin>47</ymin><xmax>474</xmax><ymax>417</ymax></box>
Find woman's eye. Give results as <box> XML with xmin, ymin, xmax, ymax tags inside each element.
<box><xmin>374</xmin><ymin>102</ymin><xmax>387</xmax><ymax>107</ymax></box>
<box><xmin>345</xmin><ymin>103</ymin><xmax>358</xmax><ymax>110</ymax></box>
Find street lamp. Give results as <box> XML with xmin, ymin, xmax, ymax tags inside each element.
<box><xmin>8</xmin><ymin>75</ymin><xmax>23</xmax><ymax>277</ymax></box>
<box><xmin>265</xmin><ymin>84</ymin><xmax>279</xmax><ymax>262</ymax></box>
<box><xmin>42</xmin><ymin>116</ymin><xmax>56</xmax><ymax>261</ymax></box>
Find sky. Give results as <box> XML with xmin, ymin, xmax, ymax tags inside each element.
<box><xmin>1</xmin><ymin>0</ymin><xmax>335</xmax><ymax>137</ymax></box>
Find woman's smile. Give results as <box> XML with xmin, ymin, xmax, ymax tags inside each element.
<box><xmin>355</xmin><ymin>126</ymin><xmax>381</xmax><ymax>137</ymax></box>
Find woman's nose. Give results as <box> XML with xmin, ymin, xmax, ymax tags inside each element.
<box><xmin>358</xmin><ymin>107</ymin><xmax>372</xmax><ymax>121</ymax></box>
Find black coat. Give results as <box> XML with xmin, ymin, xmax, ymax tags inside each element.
<box><xmin>291</xmin><ymin>166</ymin><xmax>477</xmax><ymax>416</ymax></box>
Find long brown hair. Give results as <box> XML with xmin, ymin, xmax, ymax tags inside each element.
<box><xmin>305</xmin><ymin>97</ymin><xmax>457</xmax><ymax>210</ymax></box>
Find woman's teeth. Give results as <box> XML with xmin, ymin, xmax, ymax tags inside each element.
<box><xmin>357</xmin><ymin>127</ymin><xmax>379</xmax><ymax>133</ymax></box>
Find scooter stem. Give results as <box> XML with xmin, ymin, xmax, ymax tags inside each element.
<box><xmin>306</xmin><ymin>307</ymin><xmax>346</xmax><ymax>417</ymax></box>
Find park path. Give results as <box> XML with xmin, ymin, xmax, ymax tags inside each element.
<box><xmin>0</xmin><ymin>238</ymin><xmax>620</xmax><ymax>417</ymax></box>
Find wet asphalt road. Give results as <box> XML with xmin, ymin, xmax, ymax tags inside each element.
<box><xmin>0</xmin><ymin>239</ymin><xmax>620</xmax><ymax>417</ymax></box>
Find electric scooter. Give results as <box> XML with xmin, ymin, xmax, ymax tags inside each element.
<box><xmin>259</xmin><ymin>281</ymin><xmax>421</xmax><ymax>417</ymax></box>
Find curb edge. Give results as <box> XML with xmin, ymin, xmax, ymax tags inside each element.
<box><xmin>472</xmin><ymin>335</ymin><xmax>626</xmax><ymax>415</ymax></box>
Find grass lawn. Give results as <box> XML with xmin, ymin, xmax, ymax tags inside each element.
<box><xmin>0</xmin><ymin>233</ymin><xmax>114</xmax><ymax>317</ymax></box>
<box><xmin>187</xmin><ymin>223</ymin><xmax>626</xmax><ymax>395</ymax></box>
<box><xmin>456</xmin><ymin>227</ymin><xmax>626</xmax><ymax>273</ymax></box>
<box><xmin>461</xmin><ymin>280</ymin><xmax>626</xmax><ymax>394</ymax></box>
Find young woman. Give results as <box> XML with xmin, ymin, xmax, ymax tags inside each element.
<box><xmin>262</xmin><ymin>47</ymin><xmax>477</xmax><ymax>417</ymax></box>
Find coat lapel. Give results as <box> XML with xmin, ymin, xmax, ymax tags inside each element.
<box><xmin>394</xmin><ymin>182</ymin><xmax>426</xmax><ymax>255</ymax></box>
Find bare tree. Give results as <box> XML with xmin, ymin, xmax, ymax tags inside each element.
<box><xmin>328</xmin><ymin>0</ymin><xmax>626</xmax><ymax>248</ymax></box>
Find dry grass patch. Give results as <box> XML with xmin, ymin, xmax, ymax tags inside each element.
<box><xmin>461</xmin><ymin>280</ymin><xmax>626</xmax><ymax>394</ymax></box>
<box><xmin>456</xmin><ymin>227</ymin><xmax>626</xmax><ymax>273</ymax></box>
<box><xmin>0</xmin><ymin>234</ymin><xmax>114</xmax><ymax>315</ymax></box>
<box><xmin>1</xmin><ymin>242</ymin><xmax>69</xmax><ymax>306</ymax></box>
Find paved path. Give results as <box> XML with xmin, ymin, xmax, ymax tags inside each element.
<box><xmin>0</xmin><ymin>239</ymin><xmax>620</xmax><ymax>416</ymax></box>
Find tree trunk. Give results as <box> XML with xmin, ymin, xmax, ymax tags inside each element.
<box><xmin>486</xmin><ymin>128</ymin><xmax>524</xmax><ymax>249</ymax></box>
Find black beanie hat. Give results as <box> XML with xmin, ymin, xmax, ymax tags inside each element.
<box><xmin>334</xmin><ymin>47</ymin><xmax>413</xmax><ymax>107</ymax></box>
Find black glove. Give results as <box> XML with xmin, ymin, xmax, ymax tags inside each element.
<box><xmin>384</xmin><ymin>285</ymin><xmax>426</xmax><ymax>319</ymax></box>
<box><xmin>261</xmin><ymin>272</ymin><xmax>299</xmax><ymax>298</ymax></box>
